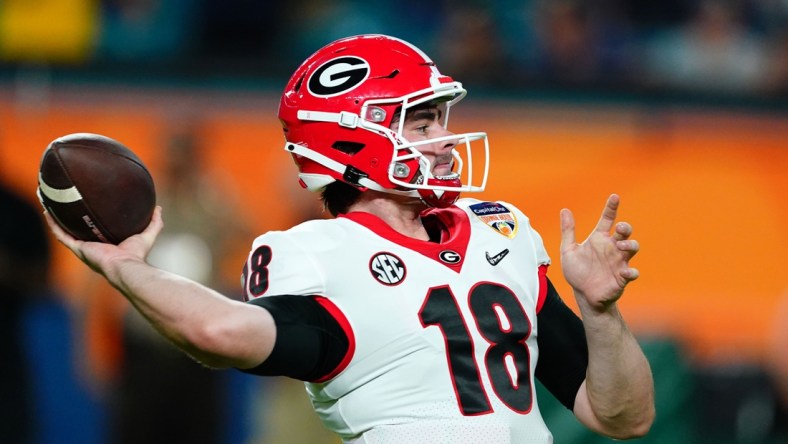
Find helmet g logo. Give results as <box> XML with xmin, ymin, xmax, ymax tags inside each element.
<box><xmin>308</xmin><ymin>56</ymin><xmax>370</xmax><ymax>97</ymax></box>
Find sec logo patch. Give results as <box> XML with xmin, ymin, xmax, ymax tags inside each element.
<box><xmin>370</xmin><ymin>252</ymin><xmax>406</xmax><ymax>286</ymax></box>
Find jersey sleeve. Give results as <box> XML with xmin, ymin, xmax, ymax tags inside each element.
<box><xmin>496</xmin><ymin>200</ymin><xmax>552</xmax><ymax>310</ymax></box>
<box><xmin>527</xmin><ymin>225</ymin><xmax>551</xmax><ymax>267</ymax></box>
<box><xmin>241</xmin><ymin>230</ymin><xmax>325</xmax><ymax>301</ymax></box>
<box><xmin>500</xmin><ymin>200</ymin><xmax>551</xmax><ymax>267</ymax></box>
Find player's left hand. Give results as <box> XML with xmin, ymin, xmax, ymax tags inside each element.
<box><xmin>559</xmin><ymin>194</ymin><xmax>639</xmax><ymax>313</ymax></box>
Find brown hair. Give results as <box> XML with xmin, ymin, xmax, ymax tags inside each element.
<box><xmin>320</xmin><ymin>181</ymin><xmax>363</xmax><ymax>217</ymax></box>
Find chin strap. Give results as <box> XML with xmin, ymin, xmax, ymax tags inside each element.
<box><xmin>285</xmin><ymin>140</ymin><xmax>466</xmax><ymax>208</ymax></box>
<box><xmin>286</xmin><ymin>142</ymin><xmax>414</xmax><ymax>198</ymax></box>
<box><xmin>285</xmin><ymin>142</ymin><xmax>370</xmax><ymax>187</ymax></box>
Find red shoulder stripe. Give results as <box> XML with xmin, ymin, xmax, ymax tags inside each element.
<box><xmin>311</xmin><ymin>296</ymin><xmax>355</xmax><ymax>382</ymax></box>
<box><xmin>535</xmin><ymin>264</ymin><xmax>549</xmax><ymax>314</ymax></box>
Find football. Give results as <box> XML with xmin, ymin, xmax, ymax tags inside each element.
<box><xmin>37</xmin><ymin>133</ymin><xmax>156</xmax><ymax>244</ymax></box>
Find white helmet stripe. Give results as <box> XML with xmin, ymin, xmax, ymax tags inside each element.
<box><xmin>385</xmin><ymin>35</ymin><xmax>433</xmax><ymax>63</ymax></box>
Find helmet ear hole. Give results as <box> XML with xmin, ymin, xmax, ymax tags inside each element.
<box><xmin>380</xmin><ymin>69</ymin><xmax>399</xmax><ymax>79</ymax></box>
<box><xmin>293</xmin><ymin>74</ymin><xmax>305</xmax><ymax>93</ymax></box>
<box><xmin>332</xmin><ymin>141</ymin><xmax>365</xmax><ymax>155</ymax></box>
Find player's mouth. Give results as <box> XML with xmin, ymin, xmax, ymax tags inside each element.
<box><xmin>433</xmin><ymin>154</ymin><xmax>454</xmax><ymax>176</ymax></box>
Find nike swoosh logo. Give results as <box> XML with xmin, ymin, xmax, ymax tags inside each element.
<box><xmin>485</xmin><ymin>249</ymin><xmax>510</xmax><ymax>266</ymax></box>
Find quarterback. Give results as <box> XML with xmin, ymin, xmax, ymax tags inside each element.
<box><xmin>46</xmin><ymin>35</ymin><xmax>654</xmax><ymax>443</ymax></box>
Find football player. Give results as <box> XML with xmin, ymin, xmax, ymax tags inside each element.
<box><xmin>46</xmin><ymin>34</ymin><xmax>654</xmax><ymax>443</ymax></box>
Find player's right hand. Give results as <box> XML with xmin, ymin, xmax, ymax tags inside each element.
<box><xmin>45</xmin><ymin>206</ymin><xmax>164</xmax><ymax>279</ymax></box>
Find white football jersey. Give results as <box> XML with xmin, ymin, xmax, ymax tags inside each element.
<box><xmin>244</xmin><ymin>198</ymin><xmax>553</xmax><ymax>443</ymax></box>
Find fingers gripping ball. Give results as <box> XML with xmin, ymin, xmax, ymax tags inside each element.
<box><xmin>37</xmin><ymin>133</ymin><xmax>156</xmax><ymax>244</ymax></box>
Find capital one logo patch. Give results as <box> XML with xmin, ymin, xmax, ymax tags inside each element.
<box><xmin>369</xmin><ymin>252</ymin><xmax>406</xmax><ymax>286</ymax></box>
<box><xmin>308</xmin><ymin>56</ymin><xmax>370</xmax><ymax>97</ymax></box>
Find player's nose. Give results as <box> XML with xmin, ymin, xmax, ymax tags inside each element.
<box><xmin>437</xmin><ymin>127</ymin><xmax>457</xmax><ymax>151</ymax></box>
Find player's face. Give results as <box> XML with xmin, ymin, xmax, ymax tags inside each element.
<box><xmin>392</xmin><ymin>104</ymin><xmax>456</xmax><ymax>177</ymax></box>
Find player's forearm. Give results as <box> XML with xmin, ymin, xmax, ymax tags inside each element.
<box><xmin>103</xmin><ymin>256</ymin><xmax>273</xmax><ymax>369</ymax></box>
<box><xmin>576</xmin><ymin>301</ymin><xmax>655</xmax><ymax>438</ymax></box>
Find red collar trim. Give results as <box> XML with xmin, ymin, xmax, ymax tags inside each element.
<box><xmin>339</xmin><ymin>207</ymin><xmax>471</xmax><ymax>272</ymax></box>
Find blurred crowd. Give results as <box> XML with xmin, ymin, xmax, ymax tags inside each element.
<box><xmin>1</xmin><ymin>1</ymin><xmax>786</xmax><ymax>443</ymax></box>
<box><xmin>0</xmin><ymin>0</ymin><xmax>786</xmax><ymax>99</ymax></box>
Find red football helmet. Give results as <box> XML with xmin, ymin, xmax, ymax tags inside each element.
<box><xmin>278</xmin><ymin>34</ymin><xmax>489</xmax><ymax>208</ymax></box>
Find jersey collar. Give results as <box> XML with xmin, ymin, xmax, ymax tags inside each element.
<box><xmin>339</xmin><ymin>206</ymin><xmax>471</xmax><ymax>272</ymax></box>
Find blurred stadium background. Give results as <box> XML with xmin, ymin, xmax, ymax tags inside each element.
<box><xmin>0</xmin><ymin>0</ymin><xmax>786</xmax><ymax>443</ymax></box>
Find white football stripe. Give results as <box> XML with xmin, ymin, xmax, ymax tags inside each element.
<box><xmin>38</xmin><ymin>173</ymin><xmax>83</xmax><ymax>203</ymax></box>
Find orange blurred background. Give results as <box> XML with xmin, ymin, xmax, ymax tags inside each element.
<box><xmin>1</xmin><ymin>86</ymin><xmax>786</xmax><ymax>371</ymax></box>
